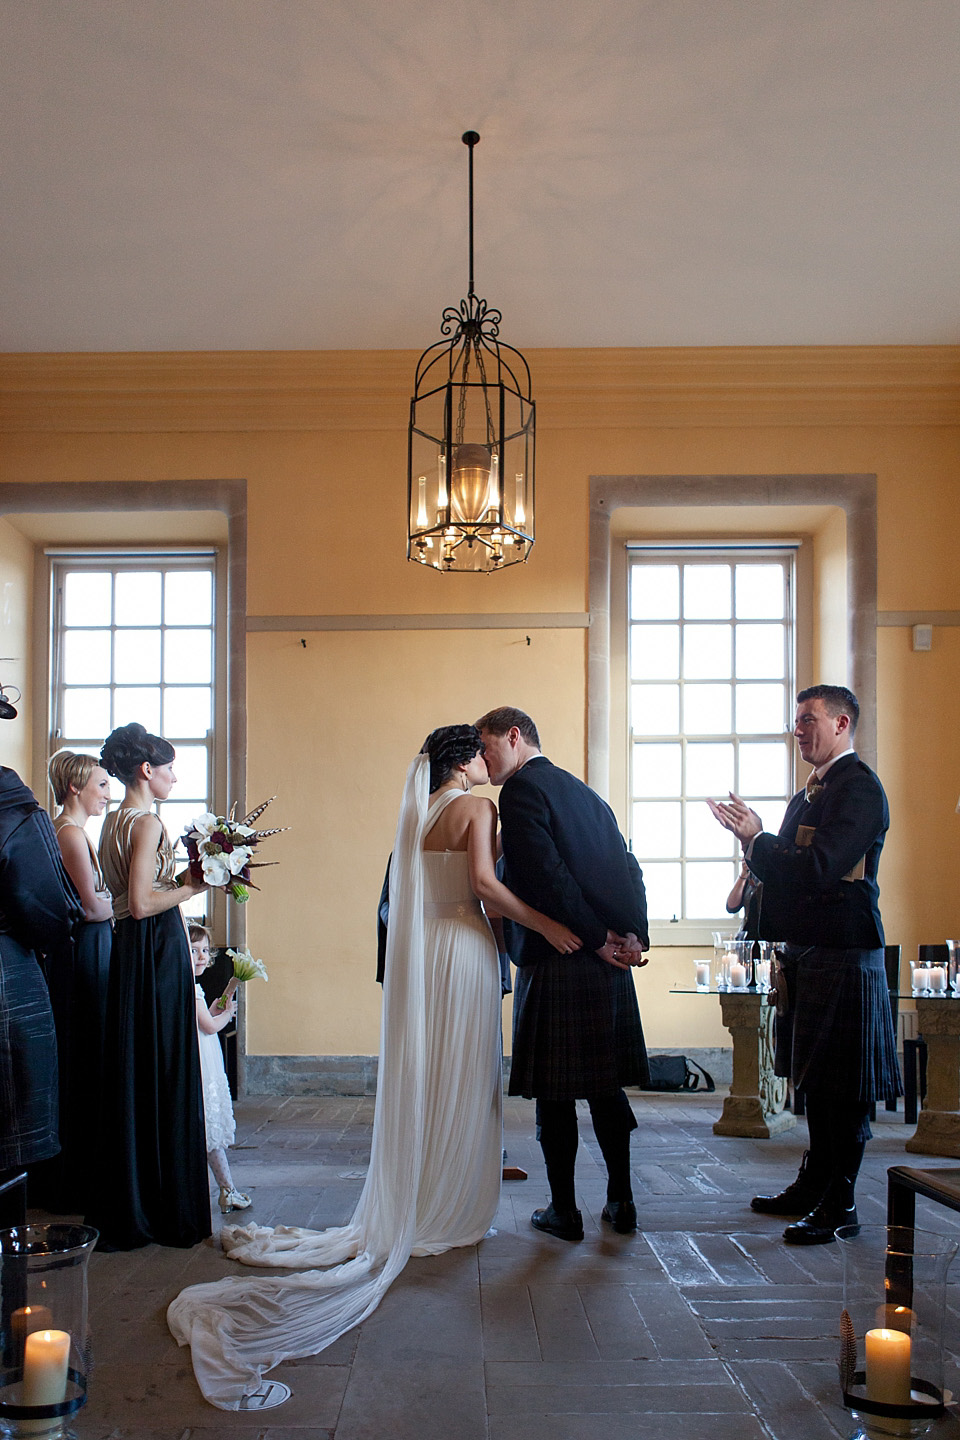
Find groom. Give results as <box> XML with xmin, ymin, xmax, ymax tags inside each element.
<box><xmin>475</xmin><ymin>707</ymin><xmax>649</xmax><ymax>1241</ymax></box>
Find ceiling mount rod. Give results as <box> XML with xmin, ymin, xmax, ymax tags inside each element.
<box><xmin>462</xmin><ymin>131</ymin><xmax>480</xmax><ymax>299</ymax></box>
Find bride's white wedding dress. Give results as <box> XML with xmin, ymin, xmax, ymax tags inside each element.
<box><xmin>167</xmin><ymin>760</ymin><xmax>503</xmax><ymax>1409</ymax></box>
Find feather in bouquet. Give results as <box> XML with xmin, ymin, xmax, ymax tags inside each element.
<box><xmin>180</xmin><ymin>797</ymin><xmax>287</xmax><ymax>903</ymax></box>
<box><xmin>215</xmin><ymin>945</ymin><xmax>269</xmax><ymax>1011</ymax></box>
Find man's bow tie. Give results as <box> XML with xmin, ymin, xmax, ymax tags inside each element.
<box><xmin>804</xmin><ymin>773</ymin><xmax>824</xmax><ymax>802</ymax></box>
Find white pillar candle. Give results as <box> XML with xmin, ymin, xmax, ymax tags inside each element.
<box><xmin>865</xmin><ymin>1326</ymin><xmax>911</xmax><ymax>1406</ymax></box>
<box><xmin>695</xmin><ymin>961</ymin><xmax>710</xmax><ymax>988</ymax></box>
<box><xmin>729</xmin><ymin>960</ymin><xmax>748</xmax><ymax>989</ymax></box>
<box><xmin>11</xmin><ymin>1306</ymin><xmax>53</xmax><ymax>1354</ymax></box>
<box><xmin>22</xmin><ymin>1328</ymin><xmax>70</xmax><ymax>1414</ymax></box>
<box><xmin>928</xmin><ymin>967</ymin><xmax>947</xmax><ymax>993</ymax></box>
<box><xmin>913</xmin><ymin>967</ymin><xmax>929</xmax><ymax>993</ymax></box>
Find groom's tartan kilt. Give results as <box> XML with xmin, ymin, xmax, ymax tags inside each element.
<box><xmin>507</xmin><ymin>950</ymin><xmax>649</xmax><ymax>1101</ymax></box>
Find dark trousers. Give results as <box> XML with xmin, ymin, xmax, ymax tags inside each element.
<box><xmin>804</xmin><ymin>1094</ymin><xmax>871</xmax><ymax>1194</ymax></box>
<box><xmin>535</xmin><ymin>1090</ymin><xmax>637</xmax><ymax>1211</ymax></box>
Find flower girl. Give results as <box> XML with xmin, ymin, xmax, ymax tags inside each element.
<box><xmin>189</xmin><ymin>925</ymin><xmax>252</xmax><ymax>1215</ymax></box>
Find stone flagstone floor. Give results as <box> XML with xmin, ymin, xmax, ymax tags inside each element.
<box><xmin>43</xmin><ymin>1090</ymin><xmax>960</xmax><ymax>1439</ymax></box>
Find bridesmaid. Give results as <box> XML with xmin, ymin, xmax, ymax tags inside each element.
<box><xmin>87</xmin><ymin>722</ymin><xmax>210</xmax><ymax>1250</ymax></box>
<box><xmin>39</xmin><ymin>751</ymin><xmax>114</xmax><ymax>1212</ymax></box>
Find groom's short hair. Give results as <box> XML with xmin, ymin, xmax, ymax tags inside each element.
<box><xmin>475</xmin><ymin>706</ymin><xmax>540</xmax><ymax>749</ymax></box>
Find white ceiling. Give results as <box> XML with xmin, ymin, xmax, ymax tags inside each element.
<box><xmin>3</xmin><ymin>0</ymin><xmax>959</xmax><ymax>353</ymax></box>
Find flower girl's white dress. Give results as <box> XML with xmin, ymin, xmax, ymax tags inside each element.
<box><xmin>168</xmin><ymin>764</ymin><xmax>502</xmax><ymax>1409</ymax></box>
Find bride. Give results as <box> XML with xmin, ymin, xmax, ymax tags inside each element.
<box><xmin>168</xmin><ymin>724</ymin><xmax>581</xmax><ymax>1409</ymax></box>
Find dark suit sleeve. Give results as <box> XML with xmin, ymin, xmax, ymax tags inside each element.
<box><xmin>750</xmin><ymin>768</ymin><xmax>885</xmax><ymax>892</ymax></box>
<box><xmin>499</xmin><ymin>778</ymin><xmax>609</xmax><ymax>952</ymax></box>
<box><xmin>0</xmin><ymin>811</ymin><xmax>82</xmax><ymax>955</ymax></box>
<box><xmin>625</xmin><ymin>849</ymin><xmax>649</xmax><ymax>949</ymax></box>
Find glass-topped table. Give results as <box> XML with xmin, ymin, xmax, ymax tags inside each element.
<box><xmin>669</xmin><ymin>986</ymin><xmax>793</xmax><ymax>1139</ymax></box>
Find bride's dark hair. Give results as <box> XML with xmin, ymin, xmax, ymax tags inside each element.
<box><xmin>100</xmin><ymin>722</ymin><xmax>175</xmax><ymax>785</ymax></box>
<box><xmin>421</xmin><ymin>724</ymin><xmax>483</xmax><ymax>795</ymax></box>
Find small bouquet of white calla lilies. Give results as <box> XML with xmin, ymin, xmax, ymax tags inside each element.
<box><xmin>215</xmin><ymin>945</ymin><xmax>269</xmax><ymax>1012</ymax></box>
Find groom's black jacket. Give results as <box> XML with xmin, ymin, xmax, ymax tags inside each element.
<box><xmin>498</xmin><ymin>756</ymin><xmax>648</xmax><ymax>965</ymax></box>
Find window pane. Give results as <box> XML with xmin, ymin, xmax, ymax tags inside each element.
<box><xmin>683</xmin><ymin>624</ymin><xmax>731</xmax><ymax>679</ymax></box>
<box><xmin>113</xmin><ymin>686</ymin><xmax>161</xmax><ymax>733</ymax></box>
<box><xmin>686</xmin><ymin>862</ymin><xmax>739</xmax><ymax>919</ymax></box>
<box><xmin>683</xmin><ymin>684</ymin><xmax>731</xmax><ymax>735</ymax></box>
<box><xmin>63</xmin><ymin>572</ymin><xmax>112</xmax><ymax>627</ymax></box>
<box><xmin>630</xmin><ymin>625</ymin><xmax>679</xmax><ymax>680</ymax></box>
<box><xmin>164</xmin><ymin>630</ymin><xmax>212</xmax><ymax>684</ymax></box>
<box><xmin>631</xmin><ymin>684</ymin><xmax>679</xmax><ymax>736</ymax></box>
<box><xmin>115</xmin><ymin>572</ymin><xmax>162</xmax><ymax>626</ymax></box>
<box><xmin>63</xmin><ymin>629</ymin><xmax>112</xmax><ymax>684</ymax></box>
<box><xmin>735</xmin><ymin>683</ymin><xmax>785</xmax><ymax>735</ymax></box>
<box><xmin>115</xmin><ymin>629</ymin><xmax>161</xmax><ymax>684</ymax></box>
<box><xmin>685</xmin><ymin>802</ymin><xmax>735</xmax><ymax>859</ymax></box>
<box><xmin>743</xmin><ymin>798</ymin><xmax>788</xmax><ymax>837</ymax></box>
<box><xmin>62</xmin><ymin>687</ymin><xmax>111</xmax><ymax>739</ymax></box>
<box><xmin>683</xmin><ymin>565</ymin><xmax>730</xmax><ymax>619</ymax></box>
<box><xmin>640</xmin><ymin>862</ymin><xmax>681</xmax><ymax>922</ymax></box>
<box><xmin>158</xmin><ymin>801</ymin><xmax>203</xmax><ymax>849</ymax></box>
<box><xmin>170</xmin><ymin>744</ymin><xmax>208</xmax><ymax>799</ymax></box>
<box><xmin>739</xmin><ymin>742</ymin><xmax>787</xmax><ymax>797</ymax></box>
<box><xmin>630</xmin><ymin>564</ymin><xmax>678</xmax><ymax>620</ymax></box>
<box><xmin>632</xmin><ymin>743</ymin><xmax>681</xmax><ymax>797</ymax></box>
<box><xmin>632</xmin><ymin>801</ymin><xmax>681</xmax><ymax>858</ymax></box>
<box><xmin>736</xmin><ymin>564</ymin><xmax>784</xmax><ymax>619</ymax></box>
<box><xmin>164</xmin><ymin>686</ymin><xmax>212</xmax><ymax>738</ymax></box>
<box><xmin>686</xmin><ymin>742</ymin><xmax>735</xmax><ymax>797</ymax></box>
<box><xmin>165</xmin><ymin>571</ymin><xmax>213</xmax><ymax>626</ymax></box>
<box><xmin>736</xmin><ymin>624</ymin><xmax>784</xmax><ymax>679</ymax></box>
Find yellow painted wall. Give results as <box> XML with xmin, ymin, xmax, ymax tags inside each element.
<box><xmin>2</xmin><ymin>347</ymin><xmax>960</xmax><ymax>1057</ymax></box>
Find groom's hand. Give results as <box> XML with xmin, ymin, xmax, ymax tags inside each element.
<box><xmin>596</xmin><ymin>929</ymin><xmax>647</xmax><ymax>970</ymax></box>
<box><xmin>615</xmin><ymin>932</ymin><xmax>649</xmax><ymax>967</ymax></box>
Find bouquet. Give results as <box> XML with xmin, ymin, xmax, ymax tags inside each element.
<box><xmin>215</xmin><ymin>945</ymin><xmax>269</xmax><ymax>1012</ymax></box>
<box><xmin>180</xmin><ymin>797</ymin><xmax>287</xmax><ymax>903</ymax></box>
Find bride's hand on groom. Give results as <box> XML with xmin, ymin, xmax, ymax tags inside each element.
<box><xmin>542</xmin><ymin>918</ymin><xmax>582</xmax><ymax>955</ymax></box>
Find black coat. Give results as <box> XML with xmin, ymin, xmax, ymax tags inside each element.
<box><xmin>498</xmin><ymin>756</ymin><xmax>649</xmax><ymax>1100</ymax></box>
<box><xmin>0</xmin><ymin>767</ymin><xmax>82</xmax><ymax>1169</ymax></box>
<box><xmin>749</xmin><ymin>751</ymin><xmax>887</xmax><ymax>949</ymax></box>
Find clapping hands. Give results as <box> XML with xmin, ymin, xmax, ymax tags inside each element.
<box><xmin>707</xmin><ymin>792</ymin><xmax>763</xmax><ymax>845</ymax></box>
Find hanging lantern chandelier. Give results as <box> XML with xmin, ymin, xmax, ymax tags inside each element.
<box><xmin>407</xmin><ymin>132</ymin><xmax>535</xmax><ymax>572</ymax></box>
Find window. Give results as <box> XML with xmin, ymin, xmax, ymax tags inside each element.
<box><xmin>49</xmin><ymin>550</ymin><xmax>221</xmax><ymax>919</ymax></box>
<box><xmin>628</xmin><ymin>548</ymin><xmax>795</xmax><ymax>927</ymax></box>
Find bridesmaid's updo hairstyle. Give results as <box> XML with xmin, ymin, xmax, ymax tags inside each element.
<box><xmin>48</xmin><ymin>749</ymin><xmax>99</xmax><ymax>805</ymax></box>
<box><xmin>100</xmin><ymin>722</ymin><xmax>175</xmax><ymax>786</ymax></box>
<box><xmin>421</xmin><ymin>724</ymin><xmax>483</xmax><ymax>795</ymax></box>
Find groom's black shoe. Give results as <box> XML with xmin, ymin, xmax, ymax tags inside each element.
<box><xmin>601</xmin><ymin>1200</ymin><xmax>637</xmax><ymax>1234</ymax></box>
<box><xmin>531</xmin><ymin>1204</ymin><xmax>584</xmax><ymax>1242</ymax></box>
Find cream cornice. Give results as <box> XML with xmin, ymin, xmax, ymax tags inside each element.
<box><xmin>1</xmin><ymin>346</ymin><xmax>958</xmax><ymax>433</ymax></box>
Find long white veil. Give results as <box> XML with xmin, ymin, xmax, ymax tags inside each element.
<box><xmin>167</xmin><ymin>752</ymin><xmax>437</xmax><ymax>1409</ymax></box>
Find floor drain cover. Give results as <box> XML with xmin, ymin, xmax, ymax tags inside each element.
<box><xmin>239</xmin><ymin>1381</ymin><xmax>291</xmax><ymax>1410</ymax></box>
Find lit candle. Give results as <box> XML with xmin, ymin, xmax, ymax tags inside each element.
<box><xmin>514</xmin><ymin>472</ymin><xmax>526</xmax><ymax>526</ymax></box>
<box><xmin>416</xmin><ymin>474</ymin><xmax>428</xmax><ymax>528</ymax></box>
<box><xmin>729</xmin><ymin>960</ymin><xmax>748</xmax><ymax>989</ymax></box>
<box><xmin>22</xmin><ymin>1329</ymin><xmax>70</xmax><ymax>1424</ymax></box>
<box><xmin>695</xmin><ymin>961</ymin><xmax>710</xmax><ymax>988</ymax></box>
<box><xmin>437</xmin><ymin>453</ymin><xmax>448</xmax><ymax>508</ymax></box>
<box><xmin>865</xmin><ymin>1327</ymin><xmax>911</xmax><ymax>1406</ymax></box>
<box><xmin>12</xmin><ymin>1306</ymin><xmax>53</xmax><ymax>1356</ymax></box>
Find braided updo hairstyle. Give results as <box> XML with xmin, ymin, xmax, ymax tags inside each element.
<box><xmin>100</xmin><ymin>722</ymin><xmax>175</xmax><ymax>786</ymax></box>
<box><xmin>420</xmin><ymin>724</ymin><xmax>483</xmax><ymax>794</ymax></box>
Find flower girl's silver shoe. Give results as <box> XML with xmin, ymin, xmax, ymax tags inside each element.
<box><xmin>218</xmin><ymin>1186</ymin><xmax>252</xmax><ymax>1214</ymax></box>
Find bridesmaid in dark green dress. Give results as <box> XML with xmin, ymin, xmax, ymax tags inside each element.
<box><xmin>87</xmin><ymin>723</ymin><xmax>210</xmax><ymax>1250</ymax></box>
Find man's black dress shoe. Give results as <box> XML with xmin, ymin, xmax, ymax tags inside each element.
<box><xmin>750</xmin><ymin>1150</ymin><xmax>825</xmax><ymax>1216</ymax></box>
<box><xmin>531</xmin><ymin>1204</ymin><xmax>584</xmax><ymax>1242</ymax></box>
<box><xmin>601</xmin><ymin>1200</ymin><xmax>637</xmax><ymax>1234</ymax></box>
<box><xmin>782</xmin><ymin>1179</ymin><xmax>858</xmax><ymax>1246</ymax></box>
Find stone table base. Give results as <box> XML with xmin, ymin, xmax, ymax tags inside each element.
<box><xmin>713</xmin><ymin>990</ymin><xmax>795</xmax><ymax>1139</ymax></box>
<box><xmin>905</xmin><ymin>995</ymin><xmax>960</xmax><ymax>1158</ymax></box>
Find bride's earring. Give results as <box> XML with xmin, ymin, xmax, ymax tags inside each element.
<box><xmin>460</xmin><ymin>770</ymin><xmax>469</xmax><ymax>791</ymax></box>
